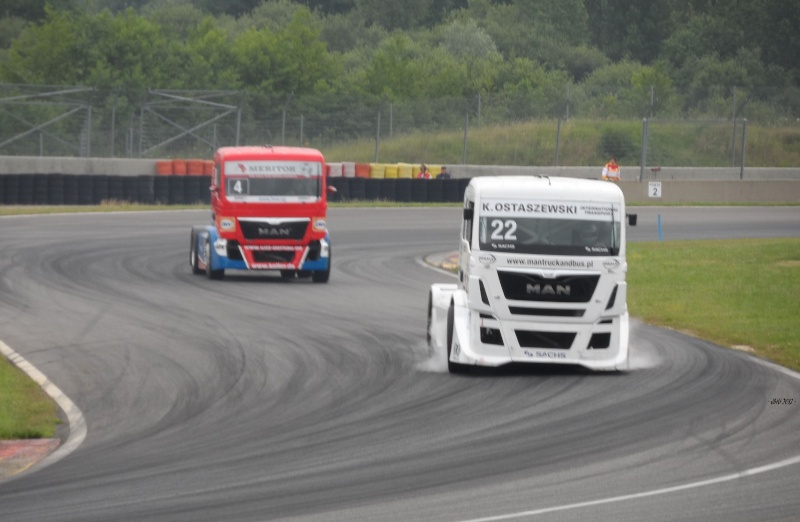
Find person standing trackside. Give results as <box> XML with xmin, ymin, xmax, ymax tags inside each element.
<box><xmin>417</xmin><ymin>163</ymin><xmax>432</xmax><ymax>179</ymax></box>
<box><xmin>436</xmin><ymin>165</ymin><xmax>451</xmax><ymax>179</ymax></box>
<box><xmin>601</xmin><ymin>157</ymin><xmax>621</xmax><ymax>181</ymax></box>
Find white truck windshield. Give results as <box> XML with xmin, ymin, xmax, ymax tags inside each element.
<box><xmin>477</xmin><ymin>198</ymin><xmax>621</xmax><ymax>256</ymax></box>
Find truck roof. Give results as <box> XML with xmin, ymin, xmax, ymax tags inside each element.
<box><xmin>215</xmin><ymin>145</ymin><xmax>324</xmax><ymax>162</ymax></box>
<box><xmin>468</xmin><ymin>176</ymin><xmax>624</xmax><ymax>202</ymax></box>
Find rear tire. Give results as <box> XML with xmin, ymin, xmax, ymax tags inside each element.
<box><xmin>204</xmin><ymin>238</ymin><xmax>224</xmax><ymax>280</ymax></box>
<box><xmin>446</xmin><ymin>302</ymin><xmax>469</xmax><ymax>374</ymax></box>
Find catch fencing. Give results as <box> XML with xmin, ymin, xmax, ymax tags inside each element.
<box><xmin>1</xmin><ymin>84</ymin><xmax>797</xmax><ymax>175</ymax></box>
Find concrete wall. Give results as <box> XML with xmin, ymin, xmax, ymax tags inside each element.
<box><xmin>450</xmin><ymin>164</ymin><xmax>800</xmax><ymax>181</ymax></box>
<box><xmin>0</xmin><ymin>156</ymin><xmax>158</xmax><ymax>176</ymax></box>
<box><xmin>618</xmin><ymin>180</ymin><xmax>800</xmax><ymax>204</ymax></box>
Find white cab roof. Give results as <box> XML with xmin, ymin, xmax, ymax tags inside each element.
<box><xmin>468</xmin><ymin>176</ymin><xmax>624</xmax><ymax>203</ymax></box>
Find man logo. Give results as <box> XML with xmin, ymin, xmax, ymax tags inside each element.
<box><xmin>258</xmin><ymin>227</ymin><xmax>291</xmax><ymax>237</ymax></box>
<box><xmin>479</xmin><ymin>254</ymin><xmax>496</xmax><ymax>268</ymax></box>
<box><xmin>526</xmin><ymin>284</ymin><xmax>571</xmax><ymax>296</ymax></box>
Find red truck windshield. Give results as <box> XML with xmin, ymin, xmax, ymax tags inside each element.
<box><xmin>223</xmin><ymin>160</ymin><xmax>322</xmax><ymax>202</ymax></box>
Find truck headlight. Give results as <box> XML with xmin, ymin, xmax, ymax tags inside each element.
<box><xmin>214</xmin><ymin>238</ymin><xmax>227</xmax><ymax>256</ymax></box>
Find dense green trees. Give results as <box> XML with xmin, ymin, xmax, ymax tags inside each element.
<box><xmin>0</xmin><ymin>0</ymin><xmax>797</xmax><ymax>124</ymax></box>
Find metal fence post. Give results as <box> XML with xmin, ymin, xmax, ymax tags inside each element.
<box><xmin>462</xmin><ymin>113</ymin><xmax>469</xmax><ymax>164</ymax></box>
<box><xmin>235</xmin><ymin>107</ymin><xmax>241</xmax><ymax>146</ymax></box>
<box><xmin>375</xmin><ymin>110</ymin><xmax>381</xmax><ymax>162</ymax></box>
<box><xmin>281</xmin><ymin>108</ymin><xmax>286</xmax><ymax>145</ymax></box>
<box><xmin>740</xmin><ymin>118</ymin><xmax>747</xmax><ymax>180</ymax></box>
<box><xmin>639</xmin><ymin>118</ymin><xmax>648</xmax><ymax>182</ymax></box>
<box><xmin>554</xmin><ymin>118</ymin><xmax>561</xmax><ymax>167</ymax></box>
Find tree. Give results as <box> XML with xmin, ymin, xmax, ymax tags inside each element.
<box><xmin>353</xmin><ymin>0</ymin><xmax>434</xmax><ymax>29</ymax></box>
<box><xmin>232</xmin><ymin>9</ymin><xmax>336</xmax><ymax>98</ymax></box>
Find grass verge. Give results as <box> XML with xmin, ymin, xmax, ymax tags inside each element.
<box><xmin>627</xmin><ymin>238</ymin><xmax>800</xmax><ymax>371</ymax></box>
<box><xmin>0</xmin><ymin>356</ymin><xmax>59</xmax><ymax>439</ymax></box>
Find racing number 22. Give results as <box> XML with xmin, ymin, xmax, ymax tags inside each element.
<box><xmin>490</xmin><ymin>219</ymin><xmax>517</xmax><ymax>241</ymax></box>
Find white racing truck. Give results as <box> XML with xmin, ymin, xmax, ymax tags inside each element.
<box><xmin>427</xmin><ymin>176</ymin><xmax>637</xmax><ymax>373</ymax></box>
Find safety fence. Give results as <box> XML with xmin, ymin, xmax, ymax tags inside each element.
<box><xmin>0</xmin><ymin>174</ymin><xmax>470</xmax><ymax>205</ymax></box>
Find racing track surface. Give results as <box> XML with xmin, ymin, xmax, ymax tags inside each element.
<box><xmin>1</xmin><ymin>206</ymin><xmax>799</xmax><ymax>522</ymax></box>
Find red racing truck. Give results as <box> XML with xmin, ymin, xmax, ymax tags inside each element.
<box><xmin>190</xmin><ymin>145</ymin><xmax>331</xmax><ymax>282</ymax></box>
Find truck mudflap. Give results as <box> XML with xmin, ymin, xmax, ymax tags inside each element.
<box><xmin>431</xmin><ymin>283</ymin><xmax>630</xmax><ymax>372</ymax></box>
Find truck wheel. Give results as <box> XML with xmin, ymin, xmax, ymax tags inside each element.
<box><xmin>190</xmin><ymin>227</ymin><xmax>203</xmax><ymax>275</ymax></box>
<box><xmin>311</xmin><ymin>247</ymin><xmax>331</xmax><ymax>283</ymax></box>
<box><xmin>204</xmin><ymin>238</ymin><xmax>224</xmax><ymax>280</ymax></box>
<box><xmin>426</xmin><ymin>291</ymin><xmax>433</xmax><ymax>346</ymax></box>
<box><xmin>446</xmin><ymin>301</ymin><xmax>469</xmax><ymax>374</ymax></box>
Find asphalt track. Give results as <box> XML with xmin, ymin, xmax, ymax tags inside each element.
<box><xmin>0</xmin><ymin>206</ymin><xmax>799</xmax><ymax>522</ymax></box>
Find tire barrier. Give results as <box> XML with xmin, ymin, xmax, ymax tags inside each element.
<box><xmin>138</xmin><ymin>175</ymin><xmax>155</xmax><ymax>204</ymax></box>
<box><xmin>0</xmin><ymin>175</ymin><xmax>471</xmax><ymax>205</ymax></box>
<box><xmin>427</xmin><ymin>179</ymin><xmax>444</xmax><ymax>203</ymax></box>
<box><xmin>380</xmin><ymin>179</ymin><xmax>397</xmax><ymax>202</ymax></box>
<box><xmin>153</xmin><ymin>176</ymin><xmax>170</xmax><ymax>204</ymax></box>
<box><xmin>91</xmin><ymin>175</ymin><xmax>110</xmax><ymax>204</ymax></box>
<box><xmin>4</xmin><ymin>175</ymin><xmax>20</xmax><ymax>204</ymax></box>
<box><xmin>184</xmin><ymin>176</ymin><xmax>205</xmax><ymax>204</ymax></box>
<box><xmin>327</xmin><ymin>176</ymin><xmax>349</xmax><ymax>202</ymax></box>
<box><xmin>47</xmin><ymin>174</ymin><xmax>64</xmax><ymax>205</ymax></box>
<box><xmin>33</xmin><ymin>174</ymin><xmax>49</xmax><ymax>205</ymax></box>
<box><xmin>364</xmin><ymin>178</ymin><xmax>382</xmax><ymax>200</ymax></box>
<box><xmin>17</xmin><ymin>174</ymin><xmax>35</xmax><ymax>205</ymax></box>
<box><xmin>108</xmin><ymin>176</ymin><xmax>125</xmax><ymax>201</ymax></box>
<box><xmin>77</xmin><ymin>175</ymin><xmax>94</xmax><ymax>205</ymax></box>
<box><xmin>443</xmin><ymin>177</ymin><xmax>461</xmax><ymax>202</ymax></box>
<box><xmin>349</xmin><ymin>177</ymin><xmax>367</xmax><ymax>200</ymax></box>
<box><xmin>411</xmin><ymin>179</ymin><xmax>428</xmax><ymax>202</ymax></box>
<box><xmin>63</xmin><ymin>175</ymin><xmax>79</xmax><ymax>205</ymax></box>
<box><xmin>122</xmin><ymin>176</ymin><xmax>140</xmax><ymax>203</ymax></box>
<box><xmin>395</xmin><ymin>178</ymin><xmax>412</xmax><ymax>203</ymax></box>
<box><xmin>168</xmin><ymin>175</ymin><xmax>185</xmax><ymax>205</ymax></box>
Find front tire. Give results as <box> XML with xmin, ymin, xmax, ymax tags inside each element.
<box><xmin>204</xmin><ymin>238</ymin><xmax>224</xmax><ymax>280</ymax></box>
<box><xmin>446</xmin><ymin>301</ymin><xmax>469</xmax><ymax>374</ymax></box>
<box><xmin>190</xmin><ymin>227</ymin><xmax>203</xmax><ymax>275</ymax></box>
<box><xmin>311</xmin><ymin>246</ymin><xmax>331</xmax><ymax>283</ymax></box>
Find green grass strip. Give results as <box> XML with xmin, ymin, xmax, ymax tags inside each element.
<box><xmin>628</xmin><ymin>238</ymin><xmax>800</xmax><ymax>371</ymax></box>
<box><xmin>0</xmin><ymin>357</ymin><xmax>59</xmax><ymax>439</ymax></box>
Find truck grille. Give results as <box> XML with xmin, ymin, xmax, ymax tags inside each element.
<box><xmin>515</xmin><ymin>331</ymin><xmax>576</xmax><ymax>349</ymax></box>
<box><xmin>509</xmin><ymin>307</ymin><xmax>585</xmax><ymax>317</ymax></box>
<box><xmin>497</xmin><ymin>271</ymin><xmax>599</xmax><ymax>303</ymax></box>
<box><xmin>252</xmin><ymin>251</ymin><xmax>296</xmax><ymax>263</ymax></box>
<box><xmin>239</xmin><ymin>219</ymin><xmax>308</xmax><ymax>241</ymax></box>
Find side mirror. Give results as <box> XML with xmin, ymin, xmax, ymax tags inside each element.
<box><xmin>626</xmin><ymin>213</ymin><xmax>638</xmax><ymax>226</ymax></box>
<box><xmin>463</xmin><ymin>208</ymin><xmax>474</xmax><ymax>220</ymax></box>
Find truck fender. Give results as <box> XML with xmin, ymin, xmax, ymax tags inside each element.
<box><xmin>428</xmin><ymin>284</ymin><xmax>458</xmax><ymax>353</ymax></box>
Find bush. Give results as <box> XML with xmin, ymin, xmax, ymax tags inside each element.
<box><xmin>599</xmin><ymin>126</ymin><xmax>637</xmax><ymax>162</ymax></box>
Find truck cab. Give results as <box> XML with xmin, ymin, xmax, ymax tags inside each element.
<box><xmin>190</xmin><ymin>146</ymin><xmax>331</xmax><ymax>282</ymax></box>
<box><xmin>428</xmin><ymin>176</ymin><xmax>636</xmax><ymax>372</ymax></box>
